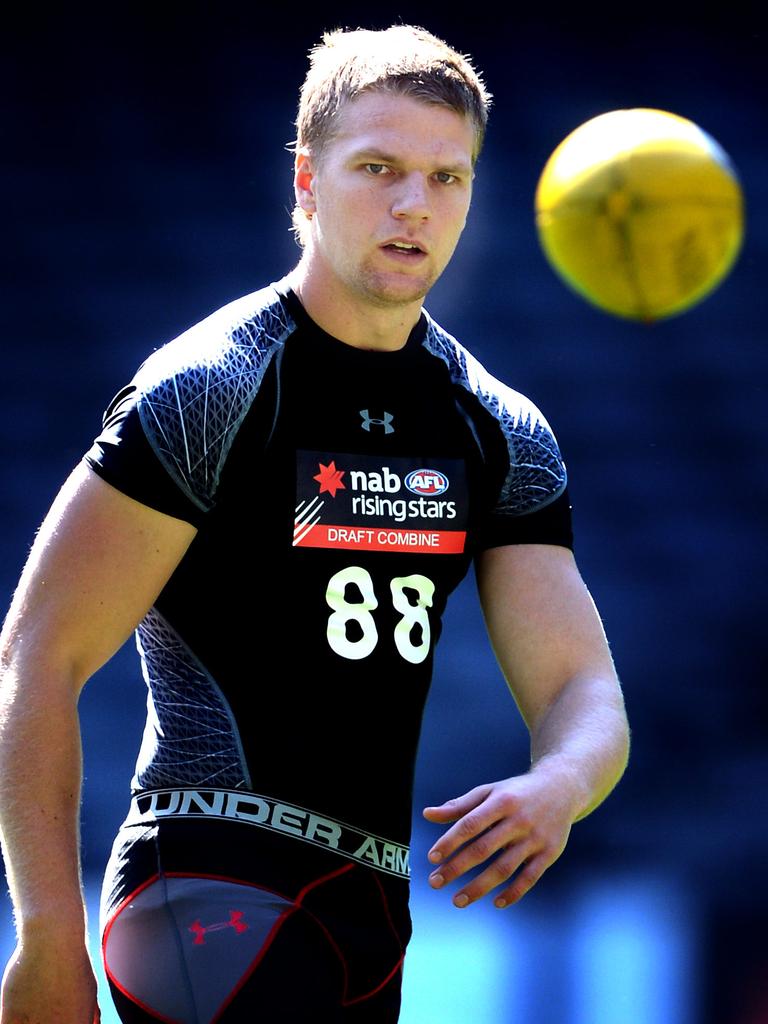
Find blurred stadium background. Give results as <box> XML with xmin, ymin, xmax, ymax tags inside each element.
<box><xmin>2</xmin><ymin>6</ymin><xmax>766</xmax><ymax>1022</ymax></box>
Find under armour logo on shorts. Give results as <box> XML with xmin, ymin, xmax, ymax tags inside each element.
<box><xmin>189</xmin><ymin>910</ymin><xmax>249</xmax><ymax>945</ymax></box>
<box><xmin>360</xmin><ymin>410</ymin><xmax>394</xmax><ymax>434</ymax></box>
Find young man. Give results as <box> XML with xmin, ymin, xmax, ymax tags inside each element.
<box><xmin>0</xmin><ymin>25</ymin><xmax>629</xmax><ymax>1024</ymax></box>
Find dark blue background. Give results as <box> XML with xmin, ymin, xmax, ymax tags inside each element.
<box><xmin>2</xmin><ymin>7</ymin><xmax>766</xmax><ymax>1021</ymax></box>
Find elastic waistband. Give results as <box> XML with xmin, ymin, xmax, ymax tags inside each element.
<box><xmin>125</xmin><ymin>788</ymin><xmax>410</xmax><ymax>880</ymax></box>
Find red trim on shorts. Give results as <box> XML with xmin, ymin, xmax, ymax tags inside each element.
<box><xmin>343</xmin><ymin>872</ymin><xmax>406</xmax><ymax>1006</ymax></box>
<box><xmin>296</xmin><ymin>864</ymin><xmax>406</xmax><ymax>1008</ymax></box>
<box><xmin>102</xmin><ymin>871</ymin><xmax>300</xmax><ymax>1023</ymax></box>
<box><xmin>105</xmin><ymin>959</ymin><xmax>181</xmax><ymax>1024</ymax></box>
<box><xmin>344</xmin><ymin>872</ymin><xmax>407</xmax><ymax>1006</ymax></box>
<box><xmin>295</xmin><ymin>860</ymin><xmax>356</xmax><ymax>902</ymax></box>
<box><xmin>102</xmin><ymin>863</ymin><xmax>402</xmax><ymax>1020</ymax></box>
<box><xmin>213</xmin><ymin>865</ymin><xmax>356</xmax><ymax>1021</ymax></box>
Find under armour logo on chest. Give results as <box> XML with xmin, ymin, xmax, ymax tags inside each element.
<box><xmin>360</xmin><ymin>409</ymin><xmax>395</xmax><ymax>434</ymax></box>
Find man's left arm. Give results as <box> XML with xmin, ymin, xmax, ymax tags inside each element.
<box><xmin>423</xmin><ymin>543</ymin><xmax>630</xmax><ymax>909</ymax></box>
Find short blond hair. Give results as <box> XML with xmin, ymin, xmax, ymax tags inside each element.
<box><xmin>291</xmin><ymin>24</ymin><xmax>492</xmax><ymax>243</ymax></box>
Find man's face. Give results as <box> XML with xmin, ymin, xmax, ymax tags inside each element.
<box><xmin>295</xmin><ymin>90</ymin><xmax>476</xmax><ymax>309</ymax></box>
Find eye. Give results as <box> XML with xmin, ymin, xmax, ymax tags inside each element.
<box><xmin>365</xmin><ymin>163</ymin><xmax>390</xmax><ymax>176</ymax></box>
<box><xmin>434</xmin><ymin>171</ymin><xmax>458</xmax><ymax>185</ymax></box>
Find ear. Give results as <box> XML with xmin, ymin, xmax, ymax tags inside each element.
<box><xmin>294</xmin><ymin>148</ymin><xmax>317</xmax><ymax>217</ymax></box>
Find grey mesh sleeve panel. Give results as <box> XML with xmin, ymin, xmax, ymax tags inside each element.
<box><xmin>133</xmin><ymin>607</ymin><xmax>251</xmax><ymax>791</ymax></box>
<box><xmin>422</xmin><ymin>317</ymin><xmax>568</xmax><ymax>516</ymax></box>
<box><xmin>133</xmin><ymin>285</ymin><xmax>295</xmax><ymax>512</ymax></box>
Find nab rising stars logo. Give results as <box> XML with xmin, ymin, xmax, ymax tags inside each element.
<box><xmin>294</xmin><ymin>452</ymin><xmax>466</xmax><ymax>554</ymax></box>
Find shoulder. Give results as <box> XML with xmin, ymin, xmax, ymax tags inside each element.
<box><xmin>133</xmin><ymin>282</ymin><xmax>295</xmax><ymax>394</ymax></box>
<box><xmin>131</xmin><ymin>282</ymin><xmax>297</xmax><ymax>510</ymax></box>
<box><xmin>421</xmin><ymin>312</ymin><xmax>567</xmax><ymax>516</ymax></box>
<box><xmin>420</xmin><ymin>312</ymin><xmax>551</xmax><ymax>436</ymax></box>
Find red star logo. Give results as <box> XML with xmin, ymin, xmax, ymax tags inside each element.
<box><xmin>314</xmin><ymin>460</ymin><xmax>346</xmax><ymax>497</ymax></box>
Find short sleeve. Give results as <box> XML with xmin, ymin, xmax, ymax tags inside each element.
<box><xmin>83</xmin><ymin>282</ymin><xmax>295</xmax><ymax>526</ymax></box>
<box><xmin>474</xmin><ymin>485</ymin><xmax>574</xmax><ymax>551</ymax></box>
<box><xmin>420</xmin><ymin>315</ymin><xmax>574</xmax><ymax>553</ymax></box>
<box><xmin>473</xmin><ymin>395</ymin><xmax>574</xmax><ymax>551</ymax></box>
<box><xmin>84</xmin><ymin>385</ymin><xmax>207</xmax><ymax>527</ymax></box>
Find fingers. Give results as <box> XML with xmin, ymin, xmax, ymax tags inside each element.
<box><xmin>422</xmin><ymin>783</ymin><xmax>492</xmax><ymax>824</ymax></box>
<box><xmin>491</xmin><ymin>854</ymin><xmax>550</xmax><ymax>908</ymax></box>
<box><xmin>432</xmin><ymin>842</ymin><xmax>555</xmax><ymax>910</ymax></box>
<box><xmin>461</xmin><ymin>850</ymin><xmax>551</xmax><ymax>909</ymax></box>
<box><xmin>423</xmin><ymin>777</ymin><xmax>572</xmax><ymax>908</ymax></box>
<box><xmin>428</xmin><ymin>818</ymin><xmax>524</xmax><ymax>899</ymax></box>
<box><xmin>424</xmin><ymin>786</ymin><xmax>499</xmax><ymax>867</ymax></box>
<box><xmin>428</xmin><ymin>801</ymin><xmax>525</xmax><ymax>873</ymax></box>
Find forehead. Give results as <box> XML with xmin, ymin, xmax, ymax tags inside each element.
<box><xmin>327</xmin><ymin>91</ymin><xmax>476</xmax><ymax>167</ymax></box>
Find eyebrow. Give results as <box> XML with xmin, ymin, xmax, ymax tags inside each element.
<box><xmin>350</xmin><ymin>147</ymin><xmax>473</xmax><ymax>176</ymax></box>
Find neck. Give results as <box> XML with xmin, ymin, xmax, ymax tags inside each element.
<box><xmin>287</xmin><ymin>255</ymin><xmax>424</xmax><ymax>352</ymax></box>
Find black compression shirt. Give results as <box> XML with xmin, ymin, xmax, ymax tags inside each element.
<box><xmin>85</xmin><ymin>279</ymin><xmax>572</xmax><ymax>849</ymax></box>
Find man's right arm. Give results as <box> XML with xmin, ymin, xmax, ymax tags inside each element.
<box><xmin>0</xmin><ymin>462</ymin><xmax>197</xmax><ymax>1023</ymax></box>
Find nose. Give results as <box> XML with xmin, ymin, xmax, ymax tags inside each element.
<box><xmin>391</xmin><ymin>172</ymin><xmax>431</xmax><ymax>220</ymax></box>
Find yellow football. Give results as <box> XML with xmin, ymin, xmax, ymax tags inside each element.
<box><xmin>534</xmin><ymin>108</ymin><xmax>744</xmax><ymax>321</ymax></box>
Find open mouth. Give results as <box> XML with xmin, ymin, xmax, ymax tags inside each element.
<box><xmin>383</xmin><ymin>241</ymin><xmax>425</xmax><ymax>255</ymax></box>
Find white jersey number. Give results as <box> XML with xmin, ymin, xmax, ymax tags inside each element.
<box><xmin>326</xmin><ymin>566</ymin><xmax>435</xmax><ymax>664</ymax></box>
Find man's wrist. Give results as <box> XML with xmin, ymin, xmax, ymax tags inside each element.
<box><xmin>17</xmin><ymin>902</ymin><xmax>88</xmax><ymax>946</ymax></box>
<box><xmin>527</xmin><ymin>754</ymin><xmax>592</xmax><ymax>822</ymax></box>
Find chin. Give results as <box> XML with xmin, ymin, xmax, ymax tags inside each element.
<box><xmin>359</xmin><ymin>270</ymin><xmax>435</xmax><ymax>308</ymax></box>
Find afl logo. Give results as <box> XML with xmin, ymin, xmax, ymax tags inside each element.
<box><xmin>405</xmin><ymin>469</ymin><xmax>449</xmax><ymax>496</ymax></box>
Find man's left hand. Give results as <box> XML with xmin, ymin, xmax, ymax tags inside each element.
<box><xmin>422</xmin><ymin>771</ymin><xmax>577</xmax><ymax>909</ymax></box>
